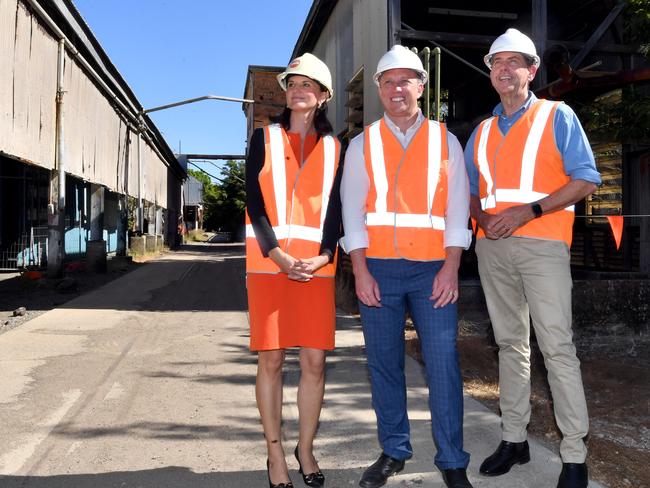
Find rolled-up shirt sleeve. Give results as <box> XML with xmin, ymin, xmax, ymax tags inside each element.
<box><xmin>340</xmin><ymin>133</ymin><xmax>369</xmax><ymax>253</ymax></box>
<box><xmin>463</xmin><ymin>125</ymin><xmax>481</xmax><ymax>196</ymax></box>
<box><xmin>445</xmin><ymin>132</ymin><xmax>472</xmax><ymax>250</ymax></box>
<box><xmin>554</xmin><ymin>104</ymin><xmax>602</xmax><ymax>185</ymax></box>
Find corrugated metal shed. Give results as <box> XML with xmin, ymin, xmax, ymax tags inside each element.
<box><xmin>0</xmin><ymin>0</ymin><xmax>184</xmax><ymax>209</ymax></box>
<box><xmin>183</xmin><ymin>176</ymin><xmax>204</xmax><ymax>206</ymax></box>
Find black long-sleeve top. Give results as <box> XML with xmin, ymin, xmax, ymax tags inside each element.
<box><xmin>245</xmin><ymin>127</ymin><xmax>343</xmax><ymax>260</ymax></box>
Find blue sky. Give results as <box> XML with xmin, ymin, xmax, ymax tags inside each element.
<box><xmin>72</xmin><ymin>0</ymin><xmax>312</xmax><ymax>177</ymax></box>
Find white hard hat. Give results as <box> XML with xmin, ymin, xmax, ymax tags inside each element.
<box><xmin>374</xmin><ymin>45</ymin><xmax>428</xmax><ymax>86</ymax></box>
<box><xmin>277</xmin><ymin>53</ymin><xmax>333</xmax><ymax>101</ymax></box>
<box><xmin>484</xmin><ymin>28</ymin><xmax>541</xmax><ymax>69</ymax></box>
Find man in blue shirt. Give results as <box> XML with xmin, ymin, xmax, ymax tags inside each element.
<box><xmin>464</xmin><ymin>29</ymin><xmax>601</xmax><ymax>488</ymax></box>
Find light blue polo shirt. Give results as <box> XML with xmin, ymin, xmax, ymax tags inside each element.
<box><xmin>464</xmin><ymin>93</ymin><xmax>602</xmax><ymax>196</ymax></box>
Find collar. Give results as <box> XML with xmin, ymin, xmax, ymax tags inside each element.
<box><xmin>493</xmin><ymin>92</ymin><xmax>537</xmax><ymax>118</ymax></box>
<box><xmin>383</xmin><ymin>110</ymin><xmax>425</xmax><ymax>134</ymax></box>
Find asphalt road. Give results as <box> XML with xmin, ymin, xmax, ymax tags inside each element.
<box><xmin>0</xmin><ymin>243</ymin><xmax>604</xmax><ymax>487</ymax></box>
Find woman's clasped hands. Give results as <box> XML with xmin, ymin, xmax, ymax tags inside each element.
<box><xmin>268</xmin><ymin>248</ymin><xmax>329</xmax><ymax>282</ymax></box>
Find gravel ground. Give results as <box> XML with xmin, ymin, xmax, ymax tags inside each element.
<box><xmin>0</xmin><ymin>256</ymin><xmax>140</xmax><ymax>335</ymax></box>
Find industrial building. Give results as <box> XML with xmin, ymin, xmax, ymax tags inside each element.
<box><xmin>0</xmin><ymin>0</ymin><xmax>186</xmax><ymax>275</ymax></box>
<box><xmin>263</xmin><ymin>0</ymin><xmax>649</xmax><ymax>274</ymax></box>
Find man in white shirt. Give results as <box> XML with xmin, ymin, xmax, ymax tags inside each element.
<box><xmin>341</xmin><ymin>45</ymin><xmax>473</xmax><ymax>488</ymax></box>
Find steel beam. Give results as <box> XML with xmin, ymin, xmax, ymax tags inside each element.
<box><xmin>570</xmin><ymin>1</ymin><xmax>628</xmax><ymax>69</ymax></box>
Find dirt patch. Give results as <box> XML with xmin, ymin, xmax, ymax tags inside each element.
<box><xmin>405</xmin><ymin>322</ymin><xmax>650</xmax><ymax>488</ymax></box>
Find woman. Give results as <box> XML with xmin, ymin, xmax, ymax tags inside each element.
<box><xmin>245</xmin><ymin>53</ymin><xmax>342</xmax><ymax>488</ymax></box>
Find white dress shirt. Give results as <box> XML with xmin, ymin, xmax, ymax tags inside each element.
<box><xmin>340</xmin><ymin>110</ymin><xmax>472</xmax><ymax>254</ymax></box>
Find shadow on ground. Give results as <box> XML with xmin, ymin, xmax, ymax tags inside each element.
<box><xmin>0</xmin><ymin>465</ymin><xmax>364</xmax><ymax>488</ymax></box>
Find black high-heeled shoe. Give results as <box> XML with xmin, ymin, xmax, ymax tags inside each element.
<box><xmin>294</xmin><ymin>445</ymin><xmax>325</xmax><ymax>487</ymax></box>
<box><xmin>267</xmin><ymin>459</ymin><xmax>294</xmax><ymax>488</ymax></box>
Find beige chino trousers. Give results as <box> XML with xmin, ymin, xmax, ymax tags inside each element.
<box><xmin>476</xmin><ymin>236</ymin><xmax>589</xmax><ymax>463</ymax></box>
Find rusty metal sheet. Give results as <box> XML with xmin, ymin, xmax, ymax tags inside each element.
<box><xmin>2</xmin><ymin>0</ymin><xmax>174</xmax><ymax>210</ymax></box>
<box><xmin>0</xmin><ymin>1</ymin><xmax>57</xmax><ymax>169</ymax></box>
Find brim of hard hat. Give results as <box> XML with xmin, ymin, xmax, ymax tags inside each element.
<box><xmin>483</xmin><ymin>53</ymin><xmax>541</xmax><ymax>69</ymax></box>
<box><xmin>372</xmin><ymin>69</ymin><xmax>429</xmax><ymax>86</ymax></box>
<box><xmin>276</xmin><ymin>72</ymin><xmax>333</xmax><ymax>101</ymax></box>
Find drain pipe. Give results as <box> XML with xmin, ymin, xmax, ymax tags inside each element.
<box><xmin>56</xmin><ymin>39</ymin><xmax>66</xmax><ymax>220</ymax></box>
<box><xmin>47</xmin><ymin>38</ymin><xmax>66</xmax><ymax>277</ymax></box>
<box><xmin>137</xmin><ymin>123</ymin><xmax>144</xmax><ymax>234</ymax></box>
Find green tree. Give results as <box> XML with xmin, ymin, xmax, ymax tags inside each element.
<box><xmin>575</xmin><ymin>1</ymin><xmax>650</xmax><ymax>143</ymax></box>
<box><xmin>187</xmin><ymin>161</ymin><xmax>245</xmax><ymax>235</ymax></box>
<box><xmin>210</xmin><ymin>160</ymin><xmax>245</xmax><ymax>235</ymax></box>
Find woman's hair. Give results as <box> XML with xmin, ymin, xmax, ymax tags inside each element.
<box><xmin>270</xmin><ymin>77</ymin><xmax>334</xmax><ymax>136</ymax></box>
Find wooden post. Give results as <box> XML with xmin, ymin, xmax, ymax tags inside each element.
<box><xmin>532</xmin><ymin>0</ymin><xmax>547</xmax><ymax>88</ymax></box>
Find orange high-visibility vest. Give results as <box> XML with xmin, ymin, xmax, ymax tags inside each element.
<box><xmin>364</xmin><ymin>118</ymin><xmax>449</xmax><ymax>260</ymax></box>
<box><xmin>473</xmin><ymin>99</ymin><xmax>574</xmax><ymax>246</ymax></box>
<box><xmin>246</xmin><ymin>124</ymin><xmax>340</xmax><ymax>276</ymax></box>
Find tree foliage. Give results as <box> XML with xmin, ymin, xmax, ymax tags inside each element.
<box><xmin>625</xmin><ymin>0</ymin><xmax>650</xmax><ymax>53</ymax></box>
<box><xmin>575</xmin><ymin>1</ymin><xmax>650</xmax><ymax>143</ymax></box>
<box><xmin>188</xmin><ymin>161</ymin><xmax>245</xmax><ymax>235</ymax></box>
<box><xmin>577</xmin><ymin>89</ymin><xmax>650</xmax><ymax>143</ymax></box>
<box><xmin>208</xmin><ymin>160</ymin><xmax>246</xmax><ymax>234</ymax></box>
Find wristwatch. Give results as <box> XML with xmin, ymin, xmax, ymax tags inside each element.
<box><xmin>531</xmin><ymin>202</ymin><xmax>543</xmax><ymax>218</ymax></box>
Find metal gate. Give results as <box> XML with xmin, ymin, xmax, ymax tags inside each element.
<box><xmin>0</xmin><ymin>226</ymin><xmax>48</xmax><ymax>271</ymax></box>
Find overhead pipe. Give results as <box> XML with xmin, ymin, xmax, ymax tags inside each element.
<box><xmin>143</xmin><ymin>95</ymin><xmax>254</xmax><ymax>114</ymax></box>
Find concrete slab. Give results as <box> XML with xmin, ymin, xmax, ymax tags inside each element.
<box><xmin>0</xmin><ymin>244</ymin><xmax>606</xmax><ymax>487</ymax></box>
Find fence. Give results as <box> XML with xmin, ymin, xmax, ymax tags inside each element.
<box><xmin>0</xmin><ymin>226</ymin><xmax>48</xmax><ymax>270</ymax></box>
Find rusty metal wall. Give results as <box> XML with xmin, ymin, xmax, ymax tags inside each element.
<box><xmin>0</xmin><ymin>0</ymin><xmax>172</xmax><ymax>208</ymax></box>
<box><xmin>0</xmin><ymin>0</ymin><xmax>58</xmax><ymax>168</ymax></box>
<box><xmin>309</xmin><ymin>0</ymin><xmax>388</xmax><ymax>135</ymax></box>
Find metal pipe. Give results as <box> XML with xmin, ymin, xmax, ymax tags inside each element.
<box><xmin>137</xmin><ymin>129</ymin><xmax>143</xmax><ymax>234</ymax></box>
<box><xmin>56</xmin><ymin>39</ymin><xmax>65</xmax><ymax>212</ymax></box>
<box><xmin>143</xmin><ymin>95</ymin><xmax>255</xmax><ymax>114</ymax></box>
<box><xmin>423</xmin><ymin>47</ymin><xmax>431</xmax><ymax>119</ymax></box>
<box><xmin>434</xmin><ymin>47</ymin><xmax>441</xmax><ymax>121</ymax></box>
<box><xmin>52</xmin><ymin>38</ymin><xmax>66</xmax><ymax>274</ymax></box>
<box><xmin>401</xmin><ymin>22</ymin><xmax>490</xmax><ymax>79</ymax></box>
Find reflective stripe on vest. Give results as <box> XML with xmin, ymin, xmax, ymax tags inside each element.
<box><xmin>473</xmin><ymin>100</ymin><xmax>575</xmax><ymax>246</ymax></box>
<box><xmin>477</xmin><ymin>100</ymin><xmax>574</xmax><ymax>212</ymax></box>
<box><xmin>246</xmin><ymin>125</ymin><xmax>339</xmax><ymax>275</ymax></box>
<box><xmin>366</xmin><ymin>120</ymin><xmax>446</xmax><ymax>231</ymax></box>
<box><xmin>364</xmin><ymin>119</ymin><xmax>448</xmax><ymax>260</ymax></box>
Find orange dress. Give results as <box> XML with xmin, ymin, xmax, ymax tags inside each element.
<box><xmin>248</xmin><ymin>132</ymin><xmax>336</xmax><ymax>351</ymax></box>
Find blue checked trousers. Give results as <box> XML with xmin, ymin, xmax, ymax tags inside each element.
<box><xmin>359</xmin><ymin>258</ymin><xmax>470</xmax><ymax>470</ymax></box>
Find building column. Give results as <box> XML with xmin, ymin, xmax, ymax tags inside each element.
<box><xmin>640</xmin><ymin>153</ymin><xmax>650</xmax><ymax>274</ymax></box>
<box><xmin>117</xmin><ymin>195</ymin><xmax>127</xmax><ymax>256</ymax></box>
<box><xmin>532</xmin><ymin>0</ymin><xmax>548</xmax><ymax>88</ymax></box>
<box><xmin>86</xmin><ymin>183</ymin><xmax>106</xmax><ymax>272</ymax></box>
<box><xmin>47</xmin><ymin>170</ymin><xmax>65</xmax><ymax>278</ymax></box>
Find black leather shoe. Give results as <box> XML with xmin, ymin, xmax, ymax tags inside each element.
<box><xmin>479</xmin><ymin>440</ymin><xmax>530</xmax><ymax>476</ymax></box>
<box><xmin>267</xmin><ymin>459</ymin><xmax>294</xmax><ymax>488</ymax></box>
<box><xmin>294</xmin><ymin>445</ymin><xmax>325</xmax><ymax>487</ymax></box>
<box><xmin>359</xmin><ymin>453</ymin><xmax>405</xmax><ymax>488</ymax></box>
<box><xmin>441</xmin><ymin>468</ymin><xmax>474</xmax><ymax>488</ymax></box>
<box><xmin>557</xmin><ymin>463</ymin><xmax>588</xmax><ymax>488</ymax></box>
